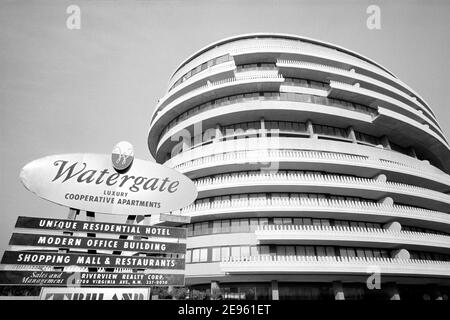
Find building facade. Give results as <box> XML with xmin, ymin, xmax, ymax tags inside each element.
<box><xmin>148</xmin><ymin>34</ymin><xmax>450</xmax><ymax>300</ymax></box>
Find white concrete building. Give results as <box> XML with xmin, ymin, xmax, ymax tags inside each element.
<box><xmin>148</xmin><ymin>34</ymin><xmax>450</xmax><ymax>300</ymax></box>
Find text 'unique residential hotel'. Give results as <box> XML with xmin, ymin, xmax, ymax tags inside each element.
<box><xmin>148</xmin><ymin>34</ymin><xmax>450</xmax><ymax>300</ymax></box>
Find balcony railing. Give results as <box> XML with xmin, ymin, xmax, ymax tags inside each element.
<box><xmin>220</xmin><ymin>255</ymin><xmax>450</xmax><ymax>277</ymax></box>
<box><xmin>328</xmin><ymin>80</ymin><xmax>445</xmax><ymax>143</ymax></box>
<box><xmin>169</xmin><ymin>193</ymin><xmax>450</xmax><ymax>228</ymax></box>
<box><xmin>169</xmin><ymin>149</ymin><xmax>450</xmax><ymax>188</ymax></box>
<box><xmin>159</xmin><ymin>91</ymin><xmax>378</xmax><ymax>141</ymax></box>
<box><xmin>255</xmin><ymin>225</ymin><xmax>450</xmax><ymax>249</ymax></box>
<box><xmin>162</xmin><ymin>60</ymin><xmax>236</xmax><ymax>105</ymax></box>
<box><xmin>152</xmin><ymin>72</ymin><xmax>284</xmax><ymax>124</ymax></box>
<box><xmin>193</xmin><ymin>171</ymin><xmax>450</xmax><ymax>206</ymax></box>
<box><xmin>277</xmin><ymin>59</ymin><xmax>436</xmax><ymax>122</ymax></box>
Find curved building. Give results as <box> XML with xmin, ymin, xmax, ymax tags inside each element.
<box><xmin>148</xmin><ymin>34</ymin><xmax>450</xmax><ymax>300</ymax></box>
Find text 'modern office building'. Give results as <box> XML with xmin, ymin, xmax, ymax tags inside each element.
<box><xmin>148</xmin><ymin>34</ymin><xmax>450</xmax><ymax>300</ymax></box>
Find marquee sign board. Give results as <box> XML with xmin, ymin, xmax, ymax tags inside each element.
<box><xmin>0</xmin><ymin>271</ymin><xmax>185</xmax><ymax>287</ymax></box>
<box><xmin>19</xmin><ymin>153</ymin><xmax>197</xmax><ymax>215</ymax></box>
<box><xmin>9</xmin><ymin>233</ymin><xmax>186</xmax><ymax>254</ymax></box>
<box><xmin>1</xmin><ymin>251</ymin><xmax>185</xmax><ymax>269</ymax></box>
<box><xmin>39</xmin><ymin>287</ymin><xmax>150</xmax><ymax>300</ymax></box>
<box><xmin>15</xmin><ymin>216</ymin><xmax>187</xmax><ymax>238</ymax></box>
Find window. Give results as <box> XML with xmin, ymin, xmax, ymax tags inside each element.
<box><xmin>212</xmin><ymin>220</ymin><xmax>221</xmax><ymax>234</ymax></box>
<box><xmin>286</xmin><ymin>246</ymin><xmax>296</xmax><ymax>256</ymax></box>
<box><xmin>239</xmin><ymin>219</ymin><xmax>249</xmax><ymax>232</ymax></box>
<box><xmin>221</xmin><ymin>247</ymin><xmax>230</xmax><ymax>260</ymax></box>
<box><xmin>231</xmin><ymin>220</ymin><xmax>240</xmax><ymax>233</ymax></box>
<box><xmin>187</xmin><ymin>224</ymin><xmax>194</xmax><ymax>237</ymax></box>
<box><xmin>316</xmin><ymin>246</ymin><xmax>326</xmax><ymax>257</ymax></box>
<box><xmin>306</xmin><ymin>246</ymin><xmax>315</xmax><ymax>256</ymax></box>
<box><xmin>326</xmin><ymin>247</ymin><xmax>335</xmax><ymax>257</ymax></box>
<box><xmin>296</xmin><ymin>246</ymin><xmax>306</xmax><ymax>256</ymax></box>
<box><xmin>199</xmin><ymin>248</ymin><xmax>208</xmax><ymax>262</ymax></box>
<box><xmin>249</xmin><ymin>218</ymin><xmax>259</xmax><ymax>232</ymax></box>
<box><xmin>373</xmin><ymin>249</ymin><xmax>382</xmax><ymax>258</ymax></box>
<box><xmin>241</xmin><ymin>246</ymin><xmax>250</xmax><ymax>257</ymax></box>
<box><xmin>259</xmin><ymin>245</ymin><xmax>270</xmax><ymax>256</ymax></box>
<box><xmin>347</xmin><ymin>248</ymin><xmax>356</xmax><ymax>257</ymax></box>
<box><xmin>231</xmin><ymin>246</ymin><xmax>241</xmax><ymax>257</ymax></box>
<box><xmin>356</xmin><ymin>249</ymin><xmax>365</xmax><ymax>258</ymax></box>
<box><xmin>192</xmin><ymin>249</ymin><xmax>200</xmax><ymax>263</ymax></box>
<box><xmin>186</xmin><ymin>250</ymin><xmax>192</xmax><ymax>263</ymax></box>
<box><xmin>212</xmin><ymin>248</ymin><xmax>221</xmax><ymax>262</ymax></box>
<box><xmin>276</xmin><ymin>246</ymin><xmax>286</xmax><ymax>256</ymax></box>
<box><xmin>222</xmin><ymin>220</ymin><xmax>231</xmax><ymax>233</ymax></box>
<box><xmin>364</xmin><ymin>249</ymin><xmax>374</xmax><ymax>258</ymax></box>
<box><xmin>273</xmin><ymin>218</ymin><xmax>283</xmax><ymax>225</ymax></box>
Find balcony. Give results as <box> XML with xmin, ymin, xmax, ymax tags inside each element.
<box><xmin>169</xmin><ymin>195</ymin><xmax>450</xmax><ymax>232</ymax></box>
<box><xmin>227</xmin><ymin>39</ymin><xmax>431</xmax><ymax>110</ymax></box>
<box><xmin>193</xmin><ymin>171</ymin><xmax>450</xmax><ymax>212</ymax></box>
<box><xmin>277</xmin><ymin>59</ymin><xmax>436</xmax><ymax>121</ymax></box>
<box><xmin>328</xmin><ymin>81</ymin><xmax>444</xmax><ymax>140</ymax></box>
<box><xmin>158</xmin><ymin>60</ymin><xmax>236</xmax><ymax>110</ymax></box>
<box><xmin>220</xmin><ymin>255</ymin><xmax>450</xmax><ymax>278</ymax></box>
<box><xmin>169</xmin><ymin>147</ymin><xmax>450</xmax><ymax>192</ymax></box>
<box><xmin>255</xmin><ymin>225</ymin><xmax>450</xmax><ymax>253</ymax></box>
<box><xmin>148</xmin><ymin>73</ymin><xmax>285</xmax><ymax>156</ymax></box>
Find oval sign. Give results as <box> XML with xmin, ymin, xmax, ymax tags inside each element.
<box><xmin>19</xmin><ymin>154</ymin><xmax>198</xmax><ymax>215</ymax></box>
<box><xmin>111</xmin><ymin>141</ymin><xmax>134</xmax><ymax>171</ymax></box>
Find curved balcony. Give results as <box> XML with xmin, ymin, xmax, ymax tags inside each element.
<box><xmin>149</xmin><ymin>73</ymin><xmax>285</xmax><ymax>155</ymax></box>
<box><xmin>219</xmin><ymin>255</ymin><xmax>450</xmax><ymax>278</ymax></box>
<box><xmin>227</xmin><ymin>39</ymin><xmax>432</xmax><ymax>113</ymax></box>
<box><xmin>156</xmin><ymin>98</ymin><xmax>376</xmax><ymax>156</ymax></box>
<box><xmin>158</xmin><ymin>60</ymin><xmax>236</xmax><ymax>111</ymax></box>
<box><xmin>328</xmin><ymin>81</ymin><xmax>444</xmax><ymax>141</ymax></box>
<box><xmin>277</xmin><ymin>59</ymin><xmax>437</xmax><ymax>123</ymax></box>
<box><xmin>170</xmin><ymin>196</ymin><xmax>450</xmax><ymax>232</ymax></box>
<box><xmin>193</xmin><ymin>171</ymin><xmax>450</xmax><ymax>212</ymax></box>
<box><xmin>255</xmin><ymin>225</ymin><xmax>450</xmax><ymax>253</ymax></box>
<box><xmin>152</xmin><ymin>72</ymin><xmax>284</xmax><ymax>120</ymax></box>
<box><xmin>167</xmin><ymin>143</ymin><xmax>450</xmax><ymax>192</ymax></box>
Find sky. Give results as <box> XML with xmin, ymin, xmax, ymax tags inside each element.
<box><xmin>0</xmin><ymin>0</ymin><xmax>449</xmax><ymax>256</ymax></box>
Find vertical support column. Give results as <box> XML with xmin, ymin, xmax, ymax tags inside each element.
<box><xmin>106</xmin><ymin>215</ymin><xmax>137</xmax><ymax>273</ymax></box>
<box><xmin>271</xmin><ymin>280</ymin><xmax>279</xmax><ymax>300</ymax></box>
<box><xmin>260</xmin><ymin>117</ymin><xmax>266</xmax><ymax>138</ymax></box>
<box><xmin>86</xmin><ymin>211</ymin><xmax>97</xmax><ymax>272</ymax></box>
<box><xmin>380</xmin><ymin>135</ymin><xmax>391</xmax><ymax>150</ymax></box>
<box><xmin>347</xmin><ymin>126</ymin><xmax>357</xmax><ymax>143</ymax></box>
<box><xmin>409</xmin><ymin>147</ymin><xmax>418</xmax><ymax>159</ymax></box>
<box><xmin>306</xmin><ymin>120</ymin><xmax>315</xmax><ymax>138</ymax></box>
<box><xmin>386</xmin><ymin>282</ymin><xmax>401</xmax><ymax>300</ymax></box>
<box><xmin>56</xmin><ymin>208</ymin><xmax>80</xmax><ymax>271</ymax></box>
<box><xmin>333</xmin><ymin>281</ymin><xmax>345</xmax><ymax>300</ymax></box>
<box><xmin>211</xmin><ymin>281</ymin><xmax>221</xmax><ymax>299</ymax></box>
<box><xmin>215</xmin><ymin>123</ymin><xmax>223</xmax><ymax>142</ymax></box>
